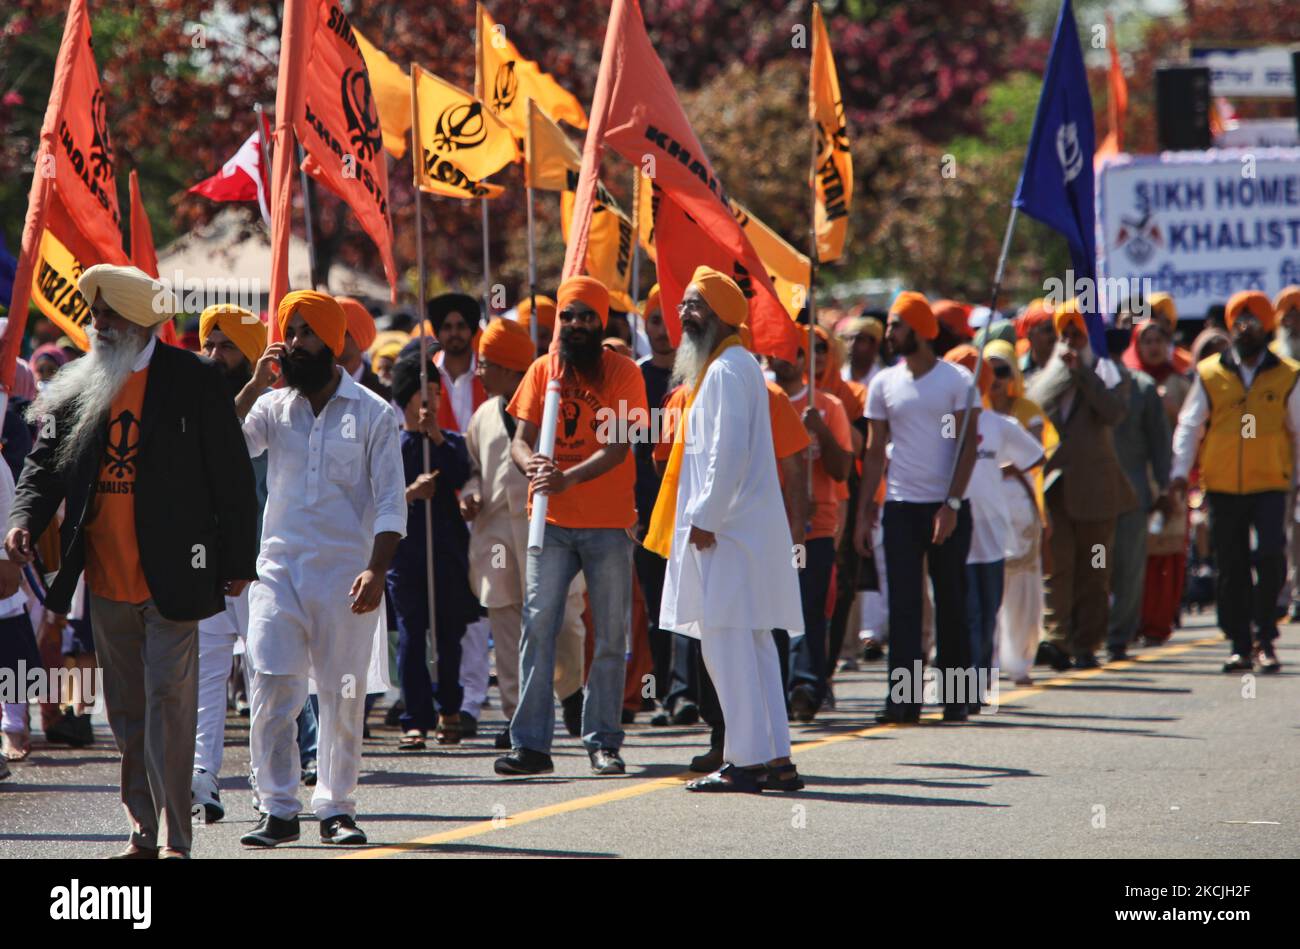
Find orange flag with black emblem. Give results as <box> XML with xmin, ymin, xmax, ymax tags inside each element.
<box><xmin>3</xmin><ymin>0</ymin><xmax>127</xmax><ymax>393</ymax></box>
<box><xmin>353</xmin><ymin>26</ymin><xmax>412</xmax><ymax>160</ymax></box>
<box><xmin>269</xmin><ymin>0</ymin><xmax>397</xmax><ymax>324</ymax></box>
<box><xmin>561</xmin><ymin>177</ymin><xmax>636</xmax><ymax>314</ymax></box>
<box><xmin>564</xmin><ymin>0</ymin><xmax>799</xmax><ymax>361</ymax></box>
<box><xmin>29</xmin><ymin>228</ymin><xmax>91</xmax><ymax>353</ymax></box>
<box><xmin>412</xmin><ymin>64</ymin><xmax>517</xmax><ymax>200</ymax></box>
<box><xmin>525</xmin><ymin>98</ymin><xmax>582</xmax><ymax>192</ymax></box>
<box><xmin>476</xmin><ymin>3</ymin><xmax>587</xmax><ymax>143</ymax></box>
<box><xmin>810</xmin><ymin>2</ymin><xmax>851</xmax><ymax>263</ymax></box>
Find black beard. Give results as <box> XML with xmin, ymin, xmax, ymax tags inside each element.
<box><xmin>1234</xmin><ymin>335</ymin><xmax>1265</xmax><ymax>361</ymax></box>
<box><xmin>896</xmin><ymin>331</ymin><xmax>919</xmax><ymax>356</ymax></box>
<box><xmin>559</xmin><ymin>325</ymin><xmax>603</xmax><ymax>379</ymax></box>
<box><xmin>282</xmin><ymin>346</ymin><xmax>336</xmax><ymax>393</ymax></box>
<box><xmin>221</xmin><ymin>361</ymin><xmax>253</xmax><ymax>400</ymax></box>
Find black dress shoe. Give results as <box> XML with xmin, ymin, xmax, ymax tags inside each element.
<box><xmin>670</xmin><ymin>701</ymin><xmax>700</xmax><ymax>726</ymax></box>
<box><xmin>862</xmin><ymin>642</ymin><xmax>885</xmax><ymax>662</ymax></box>
<box><xmin>589</xmin><ymin>748</ymin><xmax>625</xmax><ymax>775</ymax></box>
<box><xmin>494</xmin><ymin>748</ymin><xmax>554</xmax><ymax>776</ymax></box>
<box><xmin>1107</xmin><ymin>646</ymin><xmax>1130</xmax><ymax>662</ymax></box>
<box><xmin>941</xmin><ymin>706</ymin><xmax>968</xmax><ymax>723</ymax></box>
<box><xmin>320</xmin><ymin>814</ymin><xmax>367</xmax><ymax>846</ymax></box>
<box><xmin>383</xmin><ymin>700</ymin><xmax>405</xmax><ymax>727</ymax></box>
<box><xmin>1222</xmin><ymin>654</ymin><xmax>1254</xmax><ymax>673</ymax></box>
<box><xmin>459</xmin><ymin>713</ymin><xmax>478</xmax><ymax>738</ymax></box>
<box><xmin>240</xmin><ymin>813</ymin><xmax>300</xmax><ymax>848</ymax></box>
<box><xmin>1072</xmin><ymin>653</ymin><xmax>1101</xmax><ymax>670</ymax></box>
<box><xmin>685</xmin><ymin>763</ymin><xmax>764</xmax><ymax>794</ymax></box>
<box><xmin>493</xmin><ymin>728</ymin><xmax>511</xmax><ymax>750</ymax></box>
<box><xmin>46</xmin><ymin>711</ymin><xmax>94</xmax><ymax>747</ymax></box>
<box><xmin>1037</xmin><ymin>641</ymin><xmax>1072</xmax><ymax>671</ymax></box>
<box><xmin>689</xmin><ymin>746</ymin><xmax>723</xmax><ymax>774</ymax></box>
<box><xmin>108</xmin><ymin>844</ymin><xmax>159</xmax><ymax>860</ymax></box>
<box><xmin>1257</xmin><ymin>643</ymin><xmax>1282</xmax><ymax>673</ymax></box>
<box><xmin>561</xmin><ymin>690</ymin><xmax>583</xmax><ymax>737</ymax></box>
<box><xmin>874</xmin><ymin>707</ymin><xmax>919</xmax><ymax>725</ymax></box>
<box><xmin>650</xmin><ymin>711</ymin><xmax>670</xmax><ymax>726</ymax></box>
<box><xmin>620</xmin><ymin>708</ymin><xmax>636</xmax><ymax>725</ymax></box>
<box><xmin>790</xmin><ymin>685</ymin><xmax>818</xmax><ymax>723</ymax></box>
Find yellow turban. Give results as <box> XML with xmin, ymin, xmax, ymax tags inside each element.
<box><xmin>837</xmin><ymin>315</ymin><xmax>883</xmax><ymax>342</ymax></box>
<box><xmin>643</xmin><ymin>284</ymin><xmax>661</xmax><ymax>318</ymax></box>
<box><xmin>478</xmin><ymin>317</ymin><xmax>536</xmax><ymax>373</ymax></box>
<box><xmin>1225</xmin><ymin>290</ymin><xmax>1275</xmax><ymax>332</ymax></box>
<box><xmin>337</xmin><ymin>296</ymin><xmax>377</xmax><ymax>352</ymax></box>
<box><xmin>517</xmin><ymin>295</ymin><xmax>557</xmax><ymax>332</ymax></box>
<box><xmin>1274</xmin><ymin>285</ymin><xmax>1300</xmax><ymax>319</ymax></box>
<box><xmin>688</xmin><ymin>265</ymin><xmax>746</xmax><ymax>327</ymax></box>
<box><xmin>1148</xmin><ymin>292</ymin><xmax>1177</xmax><ymax>331</ymax></box>
<box><xmin>78</xmin><ymin>264</ymin><xmax>174</xmax><ymax>328</ymax></box>
<box><xmin>1053</xmin><ymin>298</ymin><xmax>1088</xmax><ymax>338</ymax></box>
<box><xmin>199</xmin><ymin>305</ymin><xmax>266</xmax><ymax>365</ymax></box>
<box><xmin>370</xmin><ymin>337</ymin><xmax>405</xmax><ymax>375</ymax></box>
<box><xmin>278</xmin><ymin>290</ymin><xmax>346</xmax><ymax>356</ymax></box>
<box><xmin>557</xmin><ymin>276</ymin><xmax>610</xmax><ymax>327</ymax></box>
<box><xmin>983</xmin><ymin>338</ymin><xmax>1024</xmax><ymax>399</ymax></box>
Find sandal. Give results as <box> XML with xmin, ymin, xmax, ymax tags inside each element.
<box><xmin>2</xmin><ymin>732</ymin><xmax>31</xmax><ymax>761</ymax></box>
<box><xmin>434</xmin><ymin>713</ymin><xmax>462</xmax><ymax>745</ymax></box>
<box><xmin>761</xmin><ymin>763</ymin><xmax>804</xmax><ymax>792</ymax></box>
<box><xmin>685</xmin><ymin>763</ymin><xmax>764</xmax><ymax>794</ymax></box>
<box><xmin>398</xmin><ymin>730</ymin><xmax>426</xmax><ymax>751</ymax></box>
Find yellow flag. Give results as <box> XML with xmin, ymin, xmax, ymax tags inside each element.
<box><xmin>809</xmin><ymin>3</ymin><xmax>852</xmax><ymax>263</ymax></box>
<box><xmin>477</xmin><ymin>3</ymin><xmax>587</xmax><ymax>141</ymax></box>
<box><xmin>353</xmin><ymin>27</ymin><xmax>412</xmax><ymax>160</ymax></box>
<box><xmin>729</xmin><ymin>200</ymin><xmax>811</xmax><ymax>318</ymax></box>
<box><xmin>31</xmin><ymin>228</ymin><xmax>90</xmax><ymax>351</ymax></box>
<box><xmin>525</xmin><ymin>98</ymin><xmax>581</xmax><ymax>191</ymax></box>
<box><xmin>411</xmin><ymin>64</ymin><xmax>517</xmax><ymax>200</ymax></box>
<box><xmin>561</xmin><ymin>185</ymin><xmax>635</xmax><ymax>314</ymax></box>
<box><xmin>636</xmin><ymin>170</ymin><xmax>657</xmax><ymax>263</ymax></box>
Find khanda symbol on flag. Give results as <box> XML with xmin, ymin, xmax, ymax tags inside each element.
<box><xmin>433</xmin><ymin>101</ymin><xmax>492</xmax><ymax>152</ymax></box>
<box><xmin>89</xmin><ymin>88</ymin><xmax>115</xmax><ymax>182</ymax></box>
<box><xmin>340</xmin><ymin>67</ymin><xmax>383</xmax><ymax>162</ymax></box>
<box><xmin>491</xmin><ymin>61</ymin><xmax>519</xmax><ymax>113</ymax></box>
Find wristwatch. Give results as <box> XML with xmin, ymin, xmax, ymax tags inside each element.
<box><xmin>944</xmin><ymin>496</ymin><xmax>961</xmax><ymax>512</ymax></box>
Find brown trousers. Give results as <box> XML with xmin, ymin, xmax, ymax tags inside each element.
<box><xmin>1042</xmin><ymin>485</ymin><xmax>1117</xmax><ymax>658</ymax></box>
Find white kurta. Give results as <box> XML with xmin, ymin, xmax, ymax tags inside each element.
<box><xmin>659</xmin><ymin>346</ymin><xmax>803</xmax><ymax>638</ymax></box>
<box><xmin>241</xmin><ymin>370</ymin><xmax>407</xmax><ymax>689</ymax></box>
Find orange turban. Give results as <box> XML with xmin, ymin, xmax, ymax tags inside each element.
<box><xmin>517</xmin><ymin>295</ymin><xmax>557</xmax><ymax>331</ymax></box>
<box><xmin>478</xmin><ymin>317</ymin><xmax>535</xmax><ymax>373</ymax></box>
<box><xmin>933</xmin><ymin>299</ymin><xmax>973</xmax><ymax>340</ymax></box>
<box><xmin>337</xmin><ymin>296</ymin><xmax>376</xmax><ymax>352</ymax></box>
<box><xmin>889</xmin><ymin>291</ymin><xmax>938</xmax><ymax>341</ymax></box>
<box><xmin>944</xmin><ymin>344</ymin><xmax>993</xmax><ymax>397</ymax></box>
<box><xmin>643</xmin><ymin>284</ymin><xmax>661</xmax><ymax>318</ymax></box>
<box><xmin>1274</xmin><ymin>285</ymin><xmax>1300</xmax><ymax>319</ymax></box>
<box><xmin>278</xmin><ymin>290</ymin><xmax>346</xmax><ymax>356</ymax></box>
<box><xmin>1016</xmin><ymin>298</ymin><xmax>1054</xmax><ymax>338</ymax></box>
<box><xmin>1225</xmin><ymin>290</ymin><xmax>1275</xmax><ymax>332</ymax></box>
<box><xmin>199</xmin><ymin>304</ymin><xmax>266</xmax><ymax>365</ymax></box>
<box><xmin>688</xmin><ymin>265</ymin><xmax>747</xmax><ymax>327</ymax></box>
<box><xmin>557</xmin><ymin>276</ymin><xmax>610</xmax><ymax>327</ymax></box>
<box><xmin>1148</xmin><ymin>292</ymin><xmax>1177</xmax><ymax>331</ymax></box>
<box><xmin>1053</xmin><ymin>298</ymin><xmax>1087</xmax><ymax>339</ymax></box>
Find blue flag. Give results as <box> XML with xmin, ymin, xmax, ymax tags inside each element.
<box><xmin>1013</xmin><ymin>0</ymin><xmax>1103</xmax><ymax>351</ymax></box>
<box><xmin>0</xmin><ymin>231</ymin><xmax>15</xmax><ymax>312</ymax></box>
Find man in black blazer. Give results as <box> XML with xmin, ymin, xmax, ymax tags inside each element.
<box><xmin>4</xmin><ymin>264</ymin><xmax>259</xmax><ymax>859</ymax></box>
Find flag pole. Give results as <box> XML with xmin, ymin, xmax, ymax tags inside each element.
<box><xmin>410</xmin><ymin>65</ymin><xmax>438</xmax><ymax>656</ymax></box>
<box><xmin>481</xmin><ymin>196</ymin><xmax>492</xmax><ymax>322</ymax></box>
<box><xmin>630</xmin><ymin>169</ymin><xmax>642</xmax><ymax>346</ymax></box>
<box><xmin>296</xmin><ymin>140</ymin><xmax>320</xmax><ymax>290</ymax></box>
<box><xmin>806</xmin><ymin>96</ymin><xmax>820</xmax><ymax>504</ymax></box>
<box><xmin>946</xmin><ymin>205</ymin><xmax>1020</xmax><ymax>501</ymax></box>
<box><xmin>524</xmin><ymin>99</ymin><xmax>539</xmax><ymax>352</ymax></box>
<box><xmin>253</xmin><ymin>103</ymin><xmax>273</xmax><ymax>229</ymax></box>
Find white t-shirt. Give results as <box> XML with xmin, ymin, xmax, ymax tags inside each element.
<box><xmin>965</xmin><ymin>410</ymin><xmax>1044</xmax><ymax>564</ymax></box>
<box><xmin>866</xmin><ymin>359</ymin><xmax>976</xmax><ymax>503</ymax></box>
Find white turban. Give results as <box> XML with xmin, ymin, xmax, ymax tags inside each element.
<box><xmin>78</xmin><ymin>264</ymin><xmax>174</xmax><ymax>327</ymax></box>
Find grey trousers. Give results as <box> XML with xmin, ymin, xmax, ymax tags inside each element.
<box><xmin>90</xmin><ymin>595</ymin><xmax>199</xmax><ymax>853</ymax></box>
<box><xmin>1107</xmin><ymin>508</ymin><xmax>1149</xmax><ymax>649</ymax></box>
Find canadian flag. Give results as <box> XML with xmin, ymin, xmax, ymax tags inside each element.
<box><xmin>188</xmin><ymin>112</ymin><xmax>272</xmax><ymax>225</ymax></box>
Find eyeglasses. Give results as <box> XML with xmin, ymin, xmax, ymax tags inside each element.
<box><xmin>992</xmin><ymin>364</ymin><xmax>1013</xmax><ymax>379</ymax></box>
<box><xmin>677</xmin><ymin>298</ymin><xmax>706</xmax><ymax>316</ymax></box>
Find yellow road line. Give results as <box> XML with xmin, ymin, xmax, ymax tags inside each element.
<box><xmin>341</xmin><ymin>634</ymin><xmax>1221</xmax><ymax>858</ymax></box>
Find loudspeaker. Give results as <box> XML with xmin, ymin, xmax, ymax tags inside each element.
<box><xmin>1156</xmin><ymin>65</ymin><xmax>1212</xmax><ymax>151</ymax></box>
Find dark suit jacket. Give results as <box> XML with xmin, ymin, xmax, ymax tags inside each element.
<box><xmin>9</xmin><ymin>342</ymin><xmax>259</xmax><ymax>621</ymax></box>
<box><xmin>1027</xmin><ymin>356</ymin><xmax>1138</xmax><ymax>522</ymax></box>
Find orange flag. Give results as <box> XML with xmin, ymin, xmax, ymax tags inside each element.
<box><xmin>269</xmin><ymin>0</ymin><xmax>397</xmax><ymax>333</ymax></box>
<box><xmin>411</xmin><ymin>64</ymin><xmax>517</xmax><ymax>200</ymax></box>
<box><xmin>810</xmin><ymin>3</ymin><xmax>852</xmax><ymax>263</ymax></box>
<box><xmin>4</xmin><ymin>0</ymin><xmax>127</xmax><ymax>392</ymax></box>
<box><xmin>352</xmin><ymin>27</ymin><xmax>412</xmax><ymax>160</ymax></box>
<box><xmin>1094</xmin><ymin>13</ymin><xmax>1127</xmax><ymax>168</ymax></box>
<box><xmin>129</xmin><ymin>170</ymin><xmax>179</xmax><ymax>347</ymax></box>
<box><xmin>564</xmin><ymin>0</ymin><xmax>799</xmax><ymax>361</ymax></box>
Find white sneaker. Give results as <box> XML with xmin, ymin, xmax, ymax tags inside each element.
<box><xmin>191</xmin><ymin>768</ymin><xmax>224</xmax><ymax>823</ymax></box>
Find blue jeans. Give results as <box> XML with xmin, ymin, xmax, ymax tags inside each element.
<box><xmin>965</xmin><ymin>560</ymin><xmax>1004</xmax><ymax>705</ymax></box>
<box><xmin>511</xmin><ymin>524</ymin><xmax>632</xmax><ymax>755</ymax></box>
<box><xmin>789</xmin><ymin>536</ymin><xmax>837</xmax><ymax>708</ymax></box>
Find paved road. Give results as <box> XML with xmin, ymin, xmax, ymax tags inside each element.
<box><xmin>2</xmin><ymin>616</ymin><xmax>1296</xmax><ymax>859</ymax></box>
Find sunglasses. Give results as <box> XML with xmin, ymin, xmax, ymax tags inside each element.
<box><xmin>992</xmin><ymin>364</ymin><xmax>1013</xmax><ymax>379</ymax></box>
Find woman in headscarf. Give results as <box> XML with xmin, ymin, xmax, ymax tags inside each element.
<box><xmin>29</xmin><ymin>344</ymin><xmax>69</xmax><ymax>387</ymax></box>
<box><xmin>984</xmin><ymin>339</ymin><xmax>1052</xmax><ymax>685</ymax></box>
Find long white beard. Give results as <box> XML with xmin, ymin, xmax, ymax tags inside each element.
<box><xmin>670</xmin><ymin>322</ymin><xmax>722</xmax><ymax>392</ymax></box>
<box><xmin>27</xmin><ymin>327</ymin><xmax>149</xmax><ymax>470</ymax></box>
<box><xmin>1278</xmin><ymin>332</ymin><xmax>1300</xmax><ymax>363</ymax></box>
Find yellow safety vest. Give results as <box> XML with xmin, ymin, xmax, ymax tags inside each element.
<box><xmin>1196</xmin><ymin>352</ymin><xmax>1298</xmax><ymax>494</ymax></box>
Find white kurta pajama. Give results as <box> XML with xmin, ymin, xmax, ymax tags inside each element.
<box><xmin>659</xmin><ymin>347</ymin><xmax>803</xmax><ymax>767</ymax></box>
<box><xmin>242</xmin><ymin>370</ymin><xmax>407</xmax><ymax>821</ymax></box>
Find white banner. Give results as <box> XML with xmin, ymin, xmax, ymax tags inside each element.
<box><xmin>1097</xmin><ymin>149</ymin><xmax>1300</xmax><ymax>319</ymax></box>
<box><xmin>1215</xmin><ymin>119</ymin><xmax>1300</xmax><ymax>149</ymax></box>
<box><xmin>1191</xmin><ymin>47</ymin><xmax>1296</xmax><ymax>99</ymax></box>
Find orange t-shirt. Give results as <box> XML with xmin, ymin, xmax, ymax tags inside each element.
<box><xmin>655</xmin><ymin>382</ymin><xmax>810</xmax><ymax>466</ymax></box>
<box><xmin>788</xmin><ymin>387</ymin><xmax>852</xmax><ymax>540</ymax></box>
<box><xmin>84</xmin><ymin>368</ymin><xmax>152</xmax><ymax>603</ymax></box>
<box><xmin>508</xmin><ymin>350</ymin><xmax>649</xmax><ymax>529</ymax></box>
